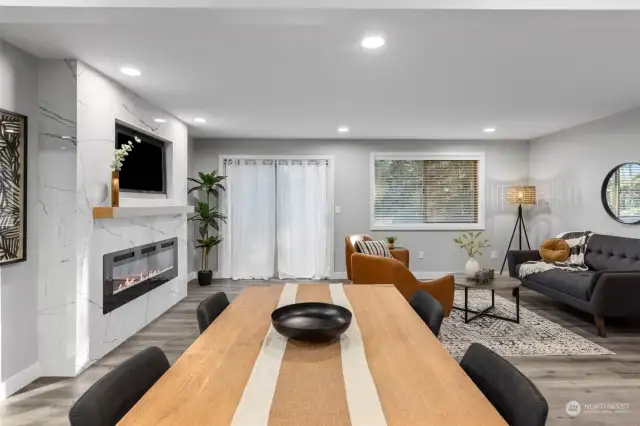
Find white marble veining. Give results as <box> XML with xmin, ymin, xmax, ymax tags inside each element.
<box><xmin>75</xmin><ymin>62</ymin><xmax>188</xmax><ymax>370</ymax></box>
<box><xmin>35</xmin><ymin>60</ymin><xmax>188</xmax><ymax>377</ymax></box>
<box><xmin>37</xmin><ymin>59</ymin><xmax>78</xmax><ymax>376</ymax></box>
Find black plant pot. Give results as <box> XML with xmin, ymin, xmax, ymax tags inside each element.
<box><xmin>198</xmin><ymin>270</ymin><xmax>213</xmax><ymax>286</ymax></box>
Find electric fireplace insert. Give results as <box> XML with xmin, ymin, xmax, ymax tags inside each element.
<box><xmin>103</xmin><ymin>237</ymin><xmax>178</xmax><ymax>314</ymax></box>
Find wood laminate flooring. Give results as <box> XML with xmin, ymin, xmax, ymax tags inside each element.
<box><xmin>1</xmin><ymin>280</ymin><xmax>639</xmax><ymax>426</ymax></box>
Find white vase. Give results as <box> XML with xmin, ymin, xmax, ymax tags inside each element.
<box><xmin>465</xmin><ymin>257</ymin><xmax>480</xmax><ymax>278</ymax></box>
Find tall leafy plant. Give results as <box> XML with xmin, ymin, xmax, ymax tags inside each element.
<box><xmin>188</xmin><ymin>171</ymin><xmax>227</xmax><ymax>272</ymax></box>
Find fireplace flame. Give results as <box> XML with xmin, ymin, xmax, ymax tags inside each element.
<box><xmin>114</xmin><ymin>266</ymin><xmax>173</xmax><ymax>294</ymax></box>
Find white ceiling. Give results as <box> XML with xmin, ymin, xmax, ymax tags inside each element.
<box><xmin>3</xmin><ymin>9</ymin><xmax>640</xmax><ymax>139</ymax></box>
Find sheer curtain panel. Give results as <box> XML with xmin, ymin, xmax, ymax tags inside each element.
<box><xmin>225</xmin><ymin>159</ymin><xmax>276</xmax><ymax>279</ymax></box>
<box><xmin>276</xmin><ymin>160</ymin><xmax>330</xmax><ymax>279</ymax></box>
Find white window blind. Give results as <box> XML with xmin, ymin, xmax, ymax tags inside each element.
<box><xmin>606</xmin><ymin>164</ymin><xmax>640</xmax><ymax>221</ymax></box>
<box><xmin>372</xmin><ymin>154</ymin><xmax>484</xmax><ymax>230</ymax></box>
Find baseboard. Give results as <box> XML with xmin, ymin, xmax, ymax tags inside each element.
<box><xmin>199</xmin><ymin>271</ymin><xmax>465</xmax><ymax>281</ymax></box>
<box><xmin>329</xmin><ymin>271</ymin><xmax>464</xmax><ymax>281</ymax></box>
<box><xmin>0</xmin><ymin>362</ymin><xmax>40</xmax><ymax>400</ymax></box>
<box><xmin>188</xmin><ymin>271</ymin><xmax>197</xmax><ymax>282</ymax></box>
<box><xmin>413</xmin><ymin>271</ymin><xmax>464</xmax><ymax>279</ymax></box>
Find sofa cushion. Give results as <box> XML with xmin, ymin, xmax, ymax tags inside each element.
<box><xmin>585</xmin><ymin>234</ymin><xmax>640</xmax><ymax>271</ymax></box>
<box><xmin>524</xmin><ymin>269</ymin><xmax>597</xmax><ymax>301</ymax></box>
<box><xmin>539</xmin><ymin>238</ymin><xmax>570</xmax><ymax>262</ymax></box>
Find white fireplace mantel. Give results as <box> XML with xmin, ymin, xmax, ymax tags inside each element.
<box><xmin>93</xmin><ymin>205</ymin><xmax>194</xmax><ymax>219</ymax></box>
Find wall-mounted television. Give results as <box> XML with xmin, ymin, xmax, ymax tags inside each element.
<box><xmin>115</xmin><ymin>123</ymin><xmax>166</xmax><ymax>194</ymax></box>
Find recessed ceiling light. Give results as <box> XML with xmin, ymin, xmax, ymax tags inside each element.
<box><xmin>483</xmin><ymin>127</ymin><xmax>496</xmax><ymax>133</ymax></box>
<box><xmin>194</xmin><ymin>118</ymin><xmax>207</xmax><ymax>123</ymax></box>
<box><xmin>361</xmin><ymin>35</ymin><xmax>386</xmax><ymax>50</ymax></box>
<box><xmin>154</xmin><ymin>118</ymin><xmax>166</xmax><ymax>123</ymax></box>
<box><xmin>120</xmin><ymin>67</ymin><xmax>141</xmax><ymax>76</ymax></box>
<box><xmin>61</xmin><ymin>146</ymin><xmax>66</xmax><ymax>150</ymax></box>
<box><xmin>338</xmin><ymin>126</ymin><xmax>350</xmax><ymax>133</ymax></box>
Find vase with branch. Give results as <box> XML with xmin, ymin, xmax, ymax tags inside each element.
<box><xmin>188</xmin><ymin>171</ymin><xmax>227</xmax><ymax>286</ymax></box>
<box><xmin>110</xmin><ymin>136</ymin><xmax>141</xmax><ymax>207</ymax></box>
<box><xmin>454</xmin><ymin>231</ymin><xmax>490</xmax><ymax>278</ymax></box>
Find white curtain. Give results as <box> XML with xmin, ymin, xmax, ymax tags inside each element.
<box><xmin>226</xmin><ymin>160</ymin><xmax>276</xmax><ymax>279</ymax></box>
<box><xmin>276</xmin><ymin>160</ymin><xmax>330</xmax><ymax>279</ymax></box>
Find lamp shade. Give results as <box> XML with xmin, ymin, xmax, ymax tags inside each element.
<box><xmin>507</xmin><ymin>185</ymin><xmax>536</xmax><ymax>205</ymax></box>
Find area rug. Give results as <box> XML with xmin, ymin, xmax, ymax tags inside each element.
<box><xmin>440</xmin><ymin>290</ymin><xmax>614</xmax><ymax>357</ymax></box>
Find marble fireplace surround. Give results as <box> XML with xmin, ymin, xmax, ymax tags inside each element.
<box><xmin>37</xmin><ymin>59</ymin><xmax>189</xmax><ymax>377</ymax></box>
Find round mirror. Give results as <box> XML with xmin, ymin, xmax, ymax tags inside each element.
<box><xmin>602</xmin><ymin>163</ymin><xmax>640</xmax><ymax>224</ymax></box>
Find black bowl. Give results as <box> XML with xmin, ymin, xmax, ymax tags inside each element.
<box><xmin>271</xmin><ymin>302</ymin><xmax>352</xmax><ymax>343</ymax></box>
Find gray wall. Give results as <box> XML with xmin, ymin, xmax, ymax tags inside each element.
<box><xmin>0</xmin><ymin>40</ymin><xmax>39</xmax><ymax>386</ymax></box>
<box><xmin>187</xmin><ymin>136</ymin><xmax>198</xmax><ymax>275</ymax></box>
<box><xmin>193</xmin><ymin>138</ymin><xmax>530</xmax><ymax>275</ymax></box>
<box><xmin>529</xmin><ymin>107</ymin><xmax>640</xmax><ymax>246</ymax></box>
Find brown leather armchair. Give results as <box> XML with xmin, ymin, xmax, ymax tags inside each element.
<box><xmin>345</xmin><ymin>235</ymin><xmax>409</xmax><ymax>281</ymax></box>
<box><xmin>351</xmin><ymin>253</ymin><xmax>455</xmax><ymax>317</ymax></box>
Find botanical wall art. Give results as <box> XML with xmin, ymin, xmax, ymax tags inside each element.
<box><xmin>0</xmin><ymin>108</ymin><xmax>27</xmax><ymax>265</ymax></box>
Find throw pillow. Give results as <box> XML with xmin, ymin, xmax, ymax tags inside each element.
<box><xmin>539</xmin><ymin>238</ymin><xmax>570</xmax><ymax>262</ymax></box>
<box><xmin>354</xmin><ymin>240</ymin><xmax>393</xmax><ymax>258</ymax></box>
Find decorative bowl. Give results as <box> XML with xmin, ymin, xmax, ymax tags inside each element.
<box><xmin>271</xmin><ymin>302</ymin><xmax>352</xmax><ymax>342</ymax></box>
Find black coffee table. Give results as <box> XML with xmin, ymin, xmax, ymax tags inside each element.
<box><xmin>453</xmin><ymin>275</ymin><xmax>522</xmax><ymax>324</ymax></box>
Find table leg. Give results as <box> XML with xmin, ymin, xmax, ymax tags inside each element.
<box><xmin>516</xmin><ymin>287</ymin><xmax>520</xmax><ymax>323</ymax></box>
<box><xmin>465</xmin><ymin>287</ymin><xmax>469</xmax><ymax>323</ymax></box>
<box><xmin>491</xmin><ymin>290</ymin><xmax>495</xmax><ymax>308</ymax></box>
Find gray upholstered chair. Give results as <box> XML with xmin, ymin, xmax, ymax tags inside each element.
<box><xmin>460</xmin><ymin>343</ymin><xmax>548</xmax><ymax>426</ymax></box>
<box><xmin>69</xmin><ymin>346</ymin><xmax>169</xmax><ymax>426</ymax></box>
<box><xmin>196</xmin><ymin>292</ymin><xmax>230</xmax><ymax>334</ymax></box>
<box><xmin>409</xmin><ymin>289</ymin><xmax>444</xmax><ymax>336</ymax></box>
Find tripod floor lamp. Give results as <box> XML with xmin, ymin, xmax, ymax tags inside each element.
<box><xmin>500</xmin><ymin>185</ymin><xmax>536</xmax><ymax>274</ymax></box>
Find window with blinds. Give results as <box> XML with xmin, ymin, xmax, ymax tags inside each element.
<box><xmin>606</xmin><ymin>164</ymin><xmax>640</xmax><ymax>221</ymax></box>
<box><xmin>371</xmin><ymin>154</ymin><xmax>484</xmax><ymax>230</ymax></box>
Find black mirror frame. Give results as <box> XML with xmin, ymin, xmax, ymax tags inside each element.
<box><xmin>601</xmin><ymin>162</ymin><xmax>640</xmax><ymax>225</ymax></box>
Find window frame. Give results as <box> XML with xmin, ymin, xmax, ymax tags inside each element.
<box><xmin>369</xmin><ymin>152</ymin><xmax>486</xmax><ymax>231</ymax></box>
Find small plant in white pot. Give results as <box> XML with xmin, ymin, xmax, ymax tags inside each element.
<box><xmin>386</xmin><ymin>236</ymin><xmax>397</xmax><ymax>249</ymax></box>
<box><xmin>454</xmin><ymin>231</ymin><xmax>490</xmax><ymax>278</ymax></box>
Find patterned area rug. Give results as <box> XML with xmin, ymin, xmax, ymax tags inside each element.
<box><xmin>440</xmin><ymin>290</ymin><xmax>614</xmax><ymax>357</ymax></box>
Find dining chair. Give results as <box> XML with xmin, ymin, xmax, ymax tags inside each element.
<box><xmin>197</xmin><ymin>292</ymin><xmax>230</xmax><ymax>334</ymax></box>
<box><xmin>351</xmin><ymin>252</ymin><xmax>454</xmax><ymax>316</ymax></box>
<box><xmin>69</xmin><ymin>346</ymin><xmax>170</xmax><ymax>426</ymax></box>
<box><xmin>409</xmin><ymin>290</ymin><xmax>444</xmax><ymax>336</ymax></box>
<box><xmin>460</xmin><ymin>343</ymin><xmax>548</xmax><ymax>426</ymax></box>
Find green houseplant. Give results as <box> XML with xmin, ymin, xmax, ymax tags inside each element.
<box><xmin>454</xmin><ymin>231</ymin><xmax>490</xmax><ymax>278</ymax></box>
<box><xmin>188</xmin><ymin>171</ymin><xmax>227</xmax><ymax>286</ymax></box>
<box><xmin>386</xmin><ymin>236</ymin><xmax>397</xmax><ymax>249</ymax></box>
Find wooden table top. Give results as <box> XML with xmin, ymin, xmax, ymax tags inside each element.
<box><xmin>118</xmin><ymin>284</ymin><xmax>506</xmax><ymax>426</ymax></box>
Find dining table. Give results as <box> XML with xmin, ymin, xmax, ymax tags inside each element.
<box><xmin>118</xmin><ymin>283</ymin><xmax>507</xmax><ymax>426</ymax></box>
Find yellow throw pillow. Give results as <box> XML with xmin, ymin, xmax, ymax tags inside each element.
<box><xmin>539</xmin><ymin>239</ymin><xmax>570</xmax><ymax>262</ymax></box>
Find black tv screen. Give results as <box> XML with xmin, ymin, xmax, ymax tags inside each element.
<box><xmin>115</xmin><ymin>124</ymin><xmax>166</xmax><ymax>193</ymax></box>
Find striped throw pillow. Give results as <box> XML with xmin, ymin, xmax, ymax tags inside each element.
<box><xmin>354</xmin><ymin>240</ymin><xmax>392</xmax><ymax>258</ymax></box>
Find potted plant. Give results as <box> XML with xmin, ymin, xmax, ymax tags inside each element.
<box><xmin>453</xmin><ymin>231</ymin><xmax>490</xmax><ymax>278</ymax></box>
<box><xmin>386</xmin><ymin>236</ymin><xmax>397</xmax><ymax>249</ymax></box>
<box><xmin>188</xmin><ymin>171</ymin><xmax>227</xmax><ymax>286</ymax></box>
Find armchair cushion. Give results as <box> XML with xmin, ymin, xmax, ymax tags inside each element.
<box><xmin>354</xmin><ymin>240</ymin><xmax>392</xmax><ymax>258</ymax></box>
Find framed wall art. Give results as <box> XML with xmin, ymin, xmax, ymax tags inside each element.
<box><xmin>0</xmin><ymin>108</ymin><xmax>27</xmax><ymax>265</ymax></box>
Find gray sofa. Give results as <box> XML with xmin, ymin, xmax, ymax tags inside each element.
<box><xmin>508</xmin><ymin>233</ymin><xmax>640</xmax><ymax>337</ymax></box>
